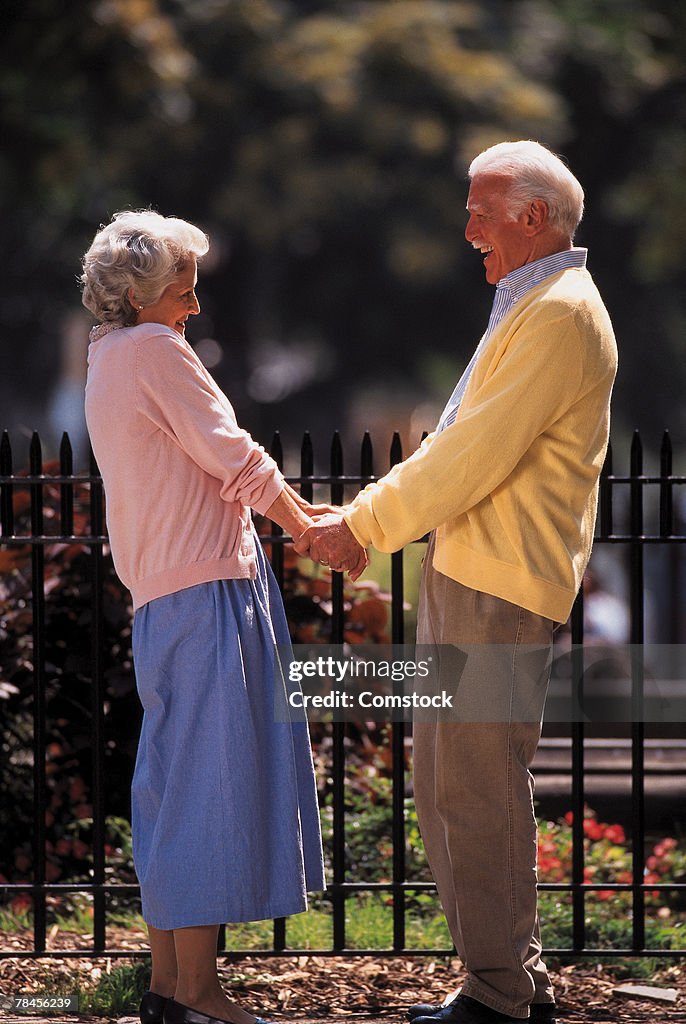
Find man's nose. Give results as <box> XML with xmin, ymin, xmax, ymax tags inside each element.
<box><xmin>465</xmin><ymin>214</ymin><xmax>476</xmax><ymax>242</ymax></box>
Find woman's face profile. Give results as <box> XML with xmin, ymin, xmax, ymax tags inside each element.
<box><xmin>135</xmin><ymin>259</ymin><xmax>200</xmax><ymax>337</ymax></box>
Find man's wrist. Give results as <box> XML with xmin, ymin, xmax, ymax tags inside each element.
<box><xmin>342</xmin><ymin>510</ymin><xmax>367</xmax><ymax>549</ymax></box>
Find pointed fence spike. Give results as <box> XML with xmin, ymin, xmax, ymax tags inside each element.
<box><xmin>0</xmin><ymin>430</ymin><xmax>13</xmax><ymax>535</ymax></box>
<box><xmin>360</xmin><ymin>431</ymin><xmax>374</xmax><ymax>479</ymax></box>
<box><xmin>660</xmin><ymin>430</ymin><xmax>672</xmax><ymax>467</ymax></box>
<box><xmin>0</xmin><ymin>430</ymin><xmax>12</xmax><ymax>474</ymax></box>
<box><xmin>629</xmin><ymin>430</ymin><xmax>643</xmax><ymax>537</ymax></box>
<box><xmin>300</xmin><ymin>431</ymin><xmax>313</xmax><ymax>469</ymax></box>
<box><xmin>59</xmin><ymin>433</ymin><xmax>74</xmax><ymax>536</ymax></box>
<box><xmin>599</xmin><ymin>438</ymin><xmax>613</xmax><ymax>539</ymax></box>
<box><xmin>270</xmin><ymin>430</ymin><xmax>283</xmax><ymax>469</ymax></box>
<box><xmin>390</xmin><ymin>431</ymin><xmax>402</xmax><ymax>468</ymax></box>
<box><xmin>29</xmin><ymin>431</ymin><xmax>43</xmax><ymax>534</ymax></box>
<box><xmin>60</xmin><ymin>432</ymin><xmax>73</xmax><ymax>467</ymax></box>
<box><xmin>330</xmin><ymin>432</ymin><xmax>344</xmax><ymax>505</ymax></box>
<box><xmin>660</xmin><ymin>430</ymin><xmax>673</xmax><ymax>538</ymax></box>
<box><xmin>330</xmin><ymin>431</ymin><xmax>343</xmax><ymax>474</ymax></box>
<box><xmin>30</xmin><ymin>431</ymin><xmax>43</xmax><ymax>473</ymax></box>
<box><xmin>630</xmin><ymin>429</ymin><xmax>643</xmax><ymax>474</ymax></box>
<box><xmin>300</xmin><ymin>431</ymin><xmax>314</xmax><ymax>503</ymax></box>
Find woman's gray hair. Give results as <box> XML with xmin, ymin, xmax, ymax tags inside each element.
<box><xmin>81</xmin><ymin>210</ymin><xmax>210</xmax><ymax>325</ymax></box>
<box><xmin>468</xmin><ymin>141</ymin><xmax>584</xmax><ymax>238</ymax></box>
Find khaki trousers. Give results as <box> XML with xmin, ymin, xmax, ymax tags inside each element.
<box><xmin>413</xmin><ymin>535</ymin><xmax>556</xmax><ymax>1019</ymax></box>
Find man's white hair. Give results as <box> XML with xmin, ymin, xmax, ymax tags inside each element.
<box><xmin>468</xmin><ymin>141</ymin><xmax>584</xmax><ymax>238</ymax></box>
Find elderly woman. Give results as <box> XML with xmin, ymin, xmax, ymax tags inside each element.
<box><xmin>82</xmin><ymin>211</ymin><xmax>361</xmax><ymax>1024</ymax></box>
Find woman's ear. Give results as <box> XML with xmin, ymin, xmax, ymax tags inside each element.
<box><xmin>127</xmin><ymin>286</ymin><xmax>139</xmax><ymax>309</ymax></box>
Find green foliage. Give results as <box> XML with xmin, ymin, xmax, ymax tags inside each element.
<box><xmin>319</xmin><ymin>754</ymin><xmax>431</xmax><ymax>886</ymax></box>
<box><xmin>13</xmin><ymin>0</ymin><xmax>686</xmax><ymax>444</ymax></box>
<box><xmin>536</xmin><ymin>808</ymin><xmax>686</xmax><ymax>952</ymax></box>
<box><xmin>0</xmin><ymin>466</ymin><xmax>140</xmax><ymax>915</ymax></box>
<box><xmin>77</xmin><ymin>961</ymin><xmax>151</xmax><ymax>1016</ymax></box>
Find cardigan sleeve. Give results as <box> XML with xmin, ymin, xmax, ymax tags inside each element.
<box><xmin>344</xmin><ymin>305</ymin><xmax>586</xmax><ymax>552</ymax></box>
<box><xmin>134</xmin><ymin>329</ymin><xmax>284</xmax><ymax>515</ymax></box>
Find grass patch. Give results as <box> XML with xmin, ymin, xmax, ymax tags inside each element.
<box><xmin>79</xmin><ymin>961</ymin><xmax>151</xmax><ymax>1016</ymax></box>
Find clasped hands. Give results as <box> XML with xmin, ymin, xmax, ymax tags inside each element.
<box><xmin>294</xmin><ymin>506</ymin><xmax>368</xmax><ymax>581</ymax></box>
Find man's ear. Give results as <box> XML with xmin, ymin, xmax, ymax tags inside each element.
<box><xmin>524</xmin><ymin>199</ymin><xmax>549</xmax><ymax>235</ymax></box>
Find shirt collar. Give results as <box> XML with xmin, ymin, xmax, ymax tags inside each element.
<box><xmin>496</xmin><ymin>247</ymin><xmax>588</xmax><ymax>303</ymax></box>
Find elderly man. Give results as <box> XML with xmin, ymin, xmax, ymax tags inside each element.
<box><xmin>297</xmin><ymin>140</ymin><xmax>617</xmax><ymax>1023</ymax></box>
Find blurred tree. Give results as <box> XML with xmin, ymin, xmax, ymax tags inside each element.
<box><xmin>1</xmin><ymin>0</ymin><xmax>685</xmax><ymax>457</ymax></box>
<box><xmin>0</xmin><ymin>0</ymin><xmax>564</xmax><ymax>457</ymax></box>
<box><xmin>0</xmin><ymin>0</ymin><xmax>200</xmax><ymax>443</ymax></box>
<box><xmin>510</xmin><ymin>0</ymin><xmax>686</xmax><ymax>440</ymax></box>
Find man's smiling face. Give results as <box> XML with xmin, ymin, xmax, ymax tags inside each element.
<box><xmin>465</xmin><ymin>173</ymin><xmax>536</xmax><ymax>285</ymax></box>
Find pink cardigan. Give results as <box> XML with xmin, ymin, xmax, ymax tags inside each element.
<box><xmin>85</xmin><ymin>323</ymin><xmax>284</xmax><ymax>610</ymax></box>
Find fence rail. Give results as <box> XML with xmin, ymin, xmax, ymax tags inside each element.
<box><xmin>1</xmin><ymin>427</ymin><xmax>685</xmax><ymax>961</ymax></box>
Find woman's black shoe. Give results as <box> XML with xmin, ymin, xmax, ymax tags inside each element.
<box><xmin>140</xmin><ymin>990</ymin><xmax>170</xmax><ymax>1024</ymax></box>
<box><xmin>163</xmin><ymin>997</ymin><xmax>275</xmax><ymax>1024</ymax></box>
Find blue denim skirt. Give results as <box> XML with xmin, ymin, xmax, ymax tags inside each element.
<box><xmin>130</xmin><ymin>542</ymin><xmax>325</xmax><ymax>930</ymax></box>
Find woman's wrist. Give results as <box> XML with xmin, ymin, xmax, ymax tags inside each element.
<box><xmin>264</xmin><ymin>489</ymin><xmax>313</xmax><ymax>542</ymax></box>
<box><xmin>290</xmin><ymin>511</ymin><xmax>313</xmax><ymax>542</ymax></box>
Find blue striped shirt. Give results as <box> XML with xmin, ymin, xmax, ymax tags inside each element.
<box><xmin>436</xmin><ymin>247</ymin><xmax>588</xmax><ymax>432</ymax></box>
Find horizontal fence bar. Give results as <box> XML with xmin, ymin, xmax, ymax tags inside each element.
<box><xmin>3</xmin><ymin>880</ymin><xmax>684</xmax><ymax>895</ymax></box>
<box><xmin>2</xmin><ymin>947</ymin><xmax>686</xmax><ymax>962</ymax></box>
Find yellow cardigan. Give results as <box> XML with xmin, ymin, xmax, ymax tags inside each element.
<box><xmin>344</xmin><ymin>267</ymin><xmax>618</xmax><ymax>624</ymax></box>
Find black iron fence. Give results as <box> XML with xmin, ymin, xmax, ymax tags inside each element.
<box><xmin>1</xmin><ymin>427</ymin><xmax>685</xmax><ymax>961</ymax></box>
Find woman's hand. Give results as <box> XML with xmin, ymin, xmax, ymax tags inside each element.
<box><xmin>308</xmin><ymin>503</ymin><xmax>345</xmax><ymax>518</ymax></box>
<box><xmin>283</xmin><ymin>484</ymin><xmax>343</xmax><ymax>520</ymax></box>
<box><xmin>265</xmin><ymin>487</ymin><xmax>367</xmax><ymax>579</ymax></box>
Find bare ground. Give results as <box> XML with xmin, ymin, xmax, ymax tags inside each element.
<box><xmin>0</xmin><ymin>926</ymin><xmax>684</xmax><ymax>1023</ymax></box>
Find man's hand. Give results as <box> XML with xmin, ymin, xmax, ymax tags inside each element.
<box><xmin>294</xmin><ymin>513</ymin><xmax>368</xmax><ymax>581</ymax></box>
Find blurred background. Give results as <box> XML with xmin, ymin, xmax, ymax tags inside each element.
<box><xmin>2</xmin><ymin>0</ymin><xmax>686</xmax><ymax>474</ymax></box>
<box><xmin>3</xmin><ymin>2</ymin><xmax>686</xmax><ymax>906</ymax></box>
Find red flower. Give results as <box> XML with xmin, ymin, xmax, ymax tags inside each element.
<box><xmin>45</xmin><ymin>860</ymin><xmax>61</xmax><ymax>882</ymax></box>
<box><xmin>603</xmin><ymin>824</ymin><xmax>626</xmax><ymax>845</ymax></box>
<box><xmin>654</xmin><ymin>838</ymin><xmax>677</xmax><ymax>857</ymax></box>
<box><xmin>69</xmin><ymin>778</ymin><xmax>86</xmax><ymax>802</ymax></box>
<box><xmin>10</xmin><ymin>894</ymin><xmax>32</xmax><ymax>914</ymax></box>
<box><xmin>72</xmin><ymin>839</ymin><xmax>90</xmax><ymax>860</ymax></box>
<box><xmin>583</xmin><ymin>819</ymin><xmax>604</xmax><ymax>841</ymax></box>
<box><xmin>14</xmin><ymin>852</ymin><xmax>31</xmax><ymax>873</ymax></box>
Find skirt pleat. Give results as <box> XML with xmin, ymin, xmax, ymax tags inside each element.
<box><xmin>130</xmin><ymin>542</ymin><xmax>325</xmax><ymax>930</ymax></box>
